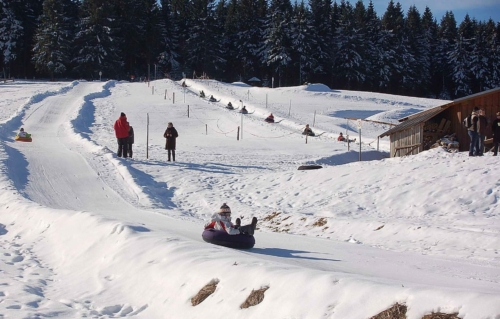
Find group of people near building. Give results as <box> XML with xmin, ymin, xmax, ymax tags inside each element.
<box><xmin>467</xmin><ymin>107</ymin><xmax>500</xmax><ymax>156</ymax></box>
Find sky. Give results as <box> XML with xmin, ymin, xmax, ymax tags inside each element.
<box><xmin>370</xmin><ymin>0</ymin><xmax>500</xmax><ymax>23</ymax></box>
<box><xmin>1</xmin><ymin>79</ymin><xmax>499</xmax><ymax>318</ymax></box>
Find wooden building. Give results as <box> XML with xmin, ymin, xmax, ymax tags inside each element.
<box><xmin>379</xmin><ymin>87</ymin><xmax>500</xmax><ymax>157</ymax></box>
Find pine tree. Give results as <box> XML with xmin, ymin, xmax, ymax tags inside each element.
<box><xmin>158</xmin><ymin>0</ymin><xmax>180</xmax><ymax>79</ymax></box>
<box><xmin>438</xmin><ymin>11</ymin><xmax>458</xmax><ymax>98</ymax></box>
<box><xmin>332</xmin><ymin>0</ymin><xmax>365</xmax><ymax>90</ymax></box>
<box><xmin>364</xmin><ymin>1</ymin><xmax>392</xmax><ymax>91</ymax></box>
<box><xmin>0</xmin><ymin>0</ymin><xmax>23</xmax><ymax>79</ymax></box>
<box><xmin>308</xmin><ymin>0</ymin><xmax>331</xmax><ymax>83</ymax></box>
<box><xmin>289</xmin><ymin>1</ymin><xmax>316</xmax><ymax>85</ymax></box>
<box><xmin>265</xmin><ymin>0</ymin><xmax>293</xmax><ymax>87</ymax></box>
<box><xmin>72</xmin><ymin>0</ymin><xmax>123</xmax><ymax>80</ymax></box>
<box><xmin>449</xmin><ymin>14</ymin><xmax>475</xmax><ymax>97</ymax></box>
<box><xmin>381</xmin><ymin>0</ymin><xmax>412</xmax><ymax>94</ymax></box>
<box><xmin>421</xmin><ymin>6</ymin><xmax>441</xmax><ymax>97</ymax></box>
<box><xmin>185</xmin><ymin>0</ymin><xmax>224</xmax><ymax>77</ymax></box>
<box><xmin>32</xmin><ymin>0</ymin><xmax>73</xmax><ymax>80</ymax></box>
<box><xmin>405</xmin><ymin>5</ymin><xmax>429</xmax><ymax>96</ymax></box>
<box><xmin>235</xmin><ymin>0</ymin><xmax>267</xmax><ymax>82</ymax></box>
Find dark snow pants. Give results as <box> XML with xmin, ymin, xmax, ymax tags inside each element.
<box><xmin>117</xmin><ymin>138</ymin><xmax>128</xmax><ymax>158</ymax></box>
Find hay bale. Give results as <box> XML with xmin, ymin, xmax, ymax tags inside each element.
<box><xmin>191</xmin><ymin>279</ymin><xmax>219</xmax><ymax>306</ymax></box>
<box><xmin>370</xmin><ymin>303</ymin><xmax>407</xmax><ymax>319</ymax></box>
<box><xmin>421</xmin><ymin>313</ymin><xmax>460</xmax><ymax>319</ymax></box>
<box><xmin>240</xmin><ymin>286</ymin><xmax>269</xmax><ymax>309</ymax></box>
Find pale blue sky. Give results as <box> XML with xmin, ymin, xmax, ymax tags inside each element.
<box><xmin>370</xmin><ymin>0</ymin><xmax>500</xmax><ymax>24</ymax></box>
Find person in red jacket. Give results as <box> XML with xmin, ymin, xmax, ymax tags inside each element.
<box><xmin>114</xmin><ymin>112</ymin><xmax>130</xmax><ymax>158</ymax></box>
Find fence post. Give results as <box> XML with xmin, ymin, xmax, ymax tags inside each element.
<box><xmin>165</xmin><ymin>89</ymin><xmax>167</xmax><ymax>99</ymax></box>
<box><xmin>241</xmin><ymin>113</ymin><xmax>243</xmax><ymax>140</ymax></box>
<box><xmin>377</xmin><ymin>137</ymin><xmax>379</xmax><ymax>151</ymax></box>
<box><xmin>237</xmin><ymin>126</ymin><xmax>240</xmax><ymax>140</ymax></box>
<box><xmin>266</xmin><ymin>93</ymin><xmax>268</xmax><ymax>108</ymax></box>
<box><xmin>146</xmin><ymin>113</ymin><xmax>149</xmax><ymax>159</ymax></box>
<box><xmin>306</xmin><ymin>134</ymin><xmax>308</xmax><ymax>144</ymax></box>
<box><xmin>152</xmin><ymin>86</ymin><xmax>154</xmax><ymax>95</ymax></box>
<box><xmin>173</xmin><ymin>92</ymin><xmax>175</xmax><ymax>104</ymax></box>
<box><xmin>313</xmin><ymin>111</ymin><xmax>316</xmax><ymax>127</ymax></box>
<box><xmin>359</xmin><ymin>128</ymin><xmax>362</xmax><ymax>161</ymax></box>
<box><xmin>187</xmin><ymin>105</ymin><xmax>190</xmax><ymax>118</ymax></box>
<box><xmin>206</xmin><ymin>124</ymin><xmax>208</xmax><ymax>135</ymax></box>
<box><xmin>288</xmin><ymin>100</ymin><xmax>291</xmax><ymax>117</ymax></box>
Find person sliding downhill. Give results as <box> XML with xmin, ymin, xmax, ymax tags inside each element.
<box><xmin>204</xmin><ymin>203</ymin><xmax>257</xmax><ymax>235</ymax></box>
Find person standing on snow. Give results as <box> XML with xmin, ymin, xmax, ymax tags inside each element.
<box><xmin>478</xmin><ymin>108</ymin><xmax>488</xmax><ymax>156</ymax></box>
<box><xmin>204</xmin><ymin>203</ymin><xmax>257</xmax><ymax>236</ymax></box>
<box><xmin>492</xmin><ymin>112</ymin><xmax>500</xmax><ymax>156</ymax></box>
<box><xmin>467</xmin><ymin>107</ymin><xmax>480</xmax><ymax>156</ymax></box>
<box><xmin>127</xmin><ymin>122</ymin><xmax>134</xmax><ymax>158</ymax></box>
<box><xmin>114</xmin><ymin>112</ymin><xmax>130</xmax><ymax>158</ymax></box>
<box><xmin>163</xmin><ymin>122</ymin><xmax>178</xmax><ymax>162</ymax></box>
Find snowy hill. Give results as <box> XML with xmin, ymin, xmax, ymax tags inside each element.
<box><xmin>0</xmin><ymin>80</ymin><xmax>499</xmax><ymax>319</ymax></box>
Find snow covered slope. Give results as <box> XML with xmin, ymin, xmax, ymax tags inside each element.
<box><xmin>0</xmin><ymin>80</ymin><xmax>498</xmax><ymax>319</ymax></box>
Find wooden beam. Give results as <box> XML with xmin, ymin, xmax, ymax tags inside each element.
<box><xmin>394</xmin><ymin>143</ymin><xmax>422</xmax><ymax>150</ymax></box>
<box><xmin>346</xmin><ymin>118</ymin><xmax>397</xmax><ymax>126</ymax></box>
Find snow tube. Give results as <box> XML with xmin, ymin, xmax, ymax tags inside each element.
<box><xmin>202</xmin><ymin>229</ymin><xmax>255</xmax><ymax>249</ymax></box>
<box><xmin>15</xmin><ymin>135</ymin><xmax>32</xmax><ymax>142</ymax></box>
<box><xmin>298</xmin><ymin>165</ymin><xmax>322</xmax><ymax>170</ymax></box>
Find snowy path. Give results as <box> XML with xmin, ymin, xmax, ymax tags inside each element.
<box><xmin>9</xmin><ymin>82</ymin><xmax>499</xmax><ymax>292</ymax></box>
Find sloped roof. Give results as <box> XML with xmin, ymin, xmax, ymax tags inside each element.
<box><xmin>379</xmin><ymin>104</ymin><xmax>452</xmax><ymax>138</ymax></box>
<box><xmin>247</xmin><ymin>77</ymin><xmax>261</xmax><ymax>82</ymax></box>
<box><xmin>379</xmin><ymin>86</ymin><xmax>500</xmax><ymax>138</ymax></box>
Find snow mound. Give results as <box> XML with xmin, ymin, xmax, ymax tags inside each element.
<box><xmin>303</xmin><ymin>83</ymin><xmax>332</xmax><ymax>92</ymax></box>
<box><xmin>231</xmin><ymin>82</ymin><xmax>251</xmax><ymax>87</ymax></box>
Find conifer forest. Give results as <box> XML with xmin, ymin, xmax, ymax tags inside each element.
<box><xmin>1</xmin><ymin>0</ymin><xmax>499</xmax><ymax>99</ymax></box>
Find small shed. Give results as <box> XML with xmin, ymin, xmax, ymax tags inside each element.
<box><xmin>247</xmin><ymin>77</ymin><xmax>261</xmax><ymax>87</ymax></box>
<box><xmin>379</xmin><ymin>87</ymin><xmax>500</xmax><ymax>157</ymax></box>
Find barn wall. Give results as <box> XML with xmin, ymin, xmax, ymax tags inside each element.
<box><xmin>390</xmin><ymin>124</ymin><xmax>423</xmax><ymax>157</ymax></box>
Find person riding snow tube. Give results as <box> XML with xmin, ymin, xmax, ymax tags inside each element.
<box><xmin>202</xmin><ymin>203</ymin><xmax>257</xmax><ymax>249</ymax></box>
<box><xmin>265</xmin><ymin>113</ymin><xmax>275</xmax><ymax>123</ymax></box>
<box><xmin>302</xmin><ymin>124</ymin><xmax>315</xmax><ymax>136</ymax></box>
<box><xmin>15</xmin><ymin>128</ymin><xmax>32</xmax><ymax>142</ymax></box>
<box><xmin>240</xmin><ymin>106</ymin><xmax>248</xmax><ymax>114</ymax></box>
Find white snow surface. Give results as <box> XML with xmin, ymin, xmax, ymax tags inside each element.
<box><xmin>0</xmin><ymin>79</ymin><xmax>499</xmax><ymax>319</ymax></box>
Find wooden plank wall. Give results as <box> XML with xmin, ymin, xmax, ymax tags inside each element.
<box><xmin>390</xmin><ymin>124</ymin><xmax>423</xmax><ymax>157</ymax></box>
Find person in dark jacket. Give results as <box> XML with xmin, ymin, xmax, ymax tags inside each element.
<box><xmin>240</xmin><ymin>106</ymin><xmax>248</xmax><ymax>114</ymax></box>
<box><xmin>114</xmin><ymin>112</ymin><xmax>130</xmax><ymax>157</ymax></box>
<box><xmin>127</xmin><ymin>123</ymin><xmax>134</xmax><ymax>158</ymax></box>
<box><xmin>302</xmin><ymin>124</ymin><xmax>315</xmax><ymax>136</ymax></box>
<box><xmin>163</xmin><ymin>122</ymin><xmax>179</xmax><ymax>161</ymax></box>
<box><xmin>478</xmin><ymin>108</ymin><xmax>488</xmax><ymax>156</ymax></box>
<box><xmin>467</xmin><ymin>107</ymin><xmax>480</xmax><ymax>156</ymax></box>
<box><xmin>492</xmin><ymin>112</ymin><xmax>500</xmax><ymax>156</ymax></box>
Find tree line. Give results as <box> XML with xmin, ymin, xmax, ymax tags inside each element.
<box><xmin>1</xmin><ymin>0</ymin><xmax>499</xmax><ymax>99</ymax></box>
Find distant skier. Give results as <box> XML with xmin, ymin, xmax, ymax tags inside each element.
<box><xmin>200</xmin><ymin>90</ymin><xmax>205</xmax><ymax>98</ymax></box>
<box><xmin>226</xmin><ymin>102</ymin><xmax>234</xmax><ymax>110</ymax></box>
